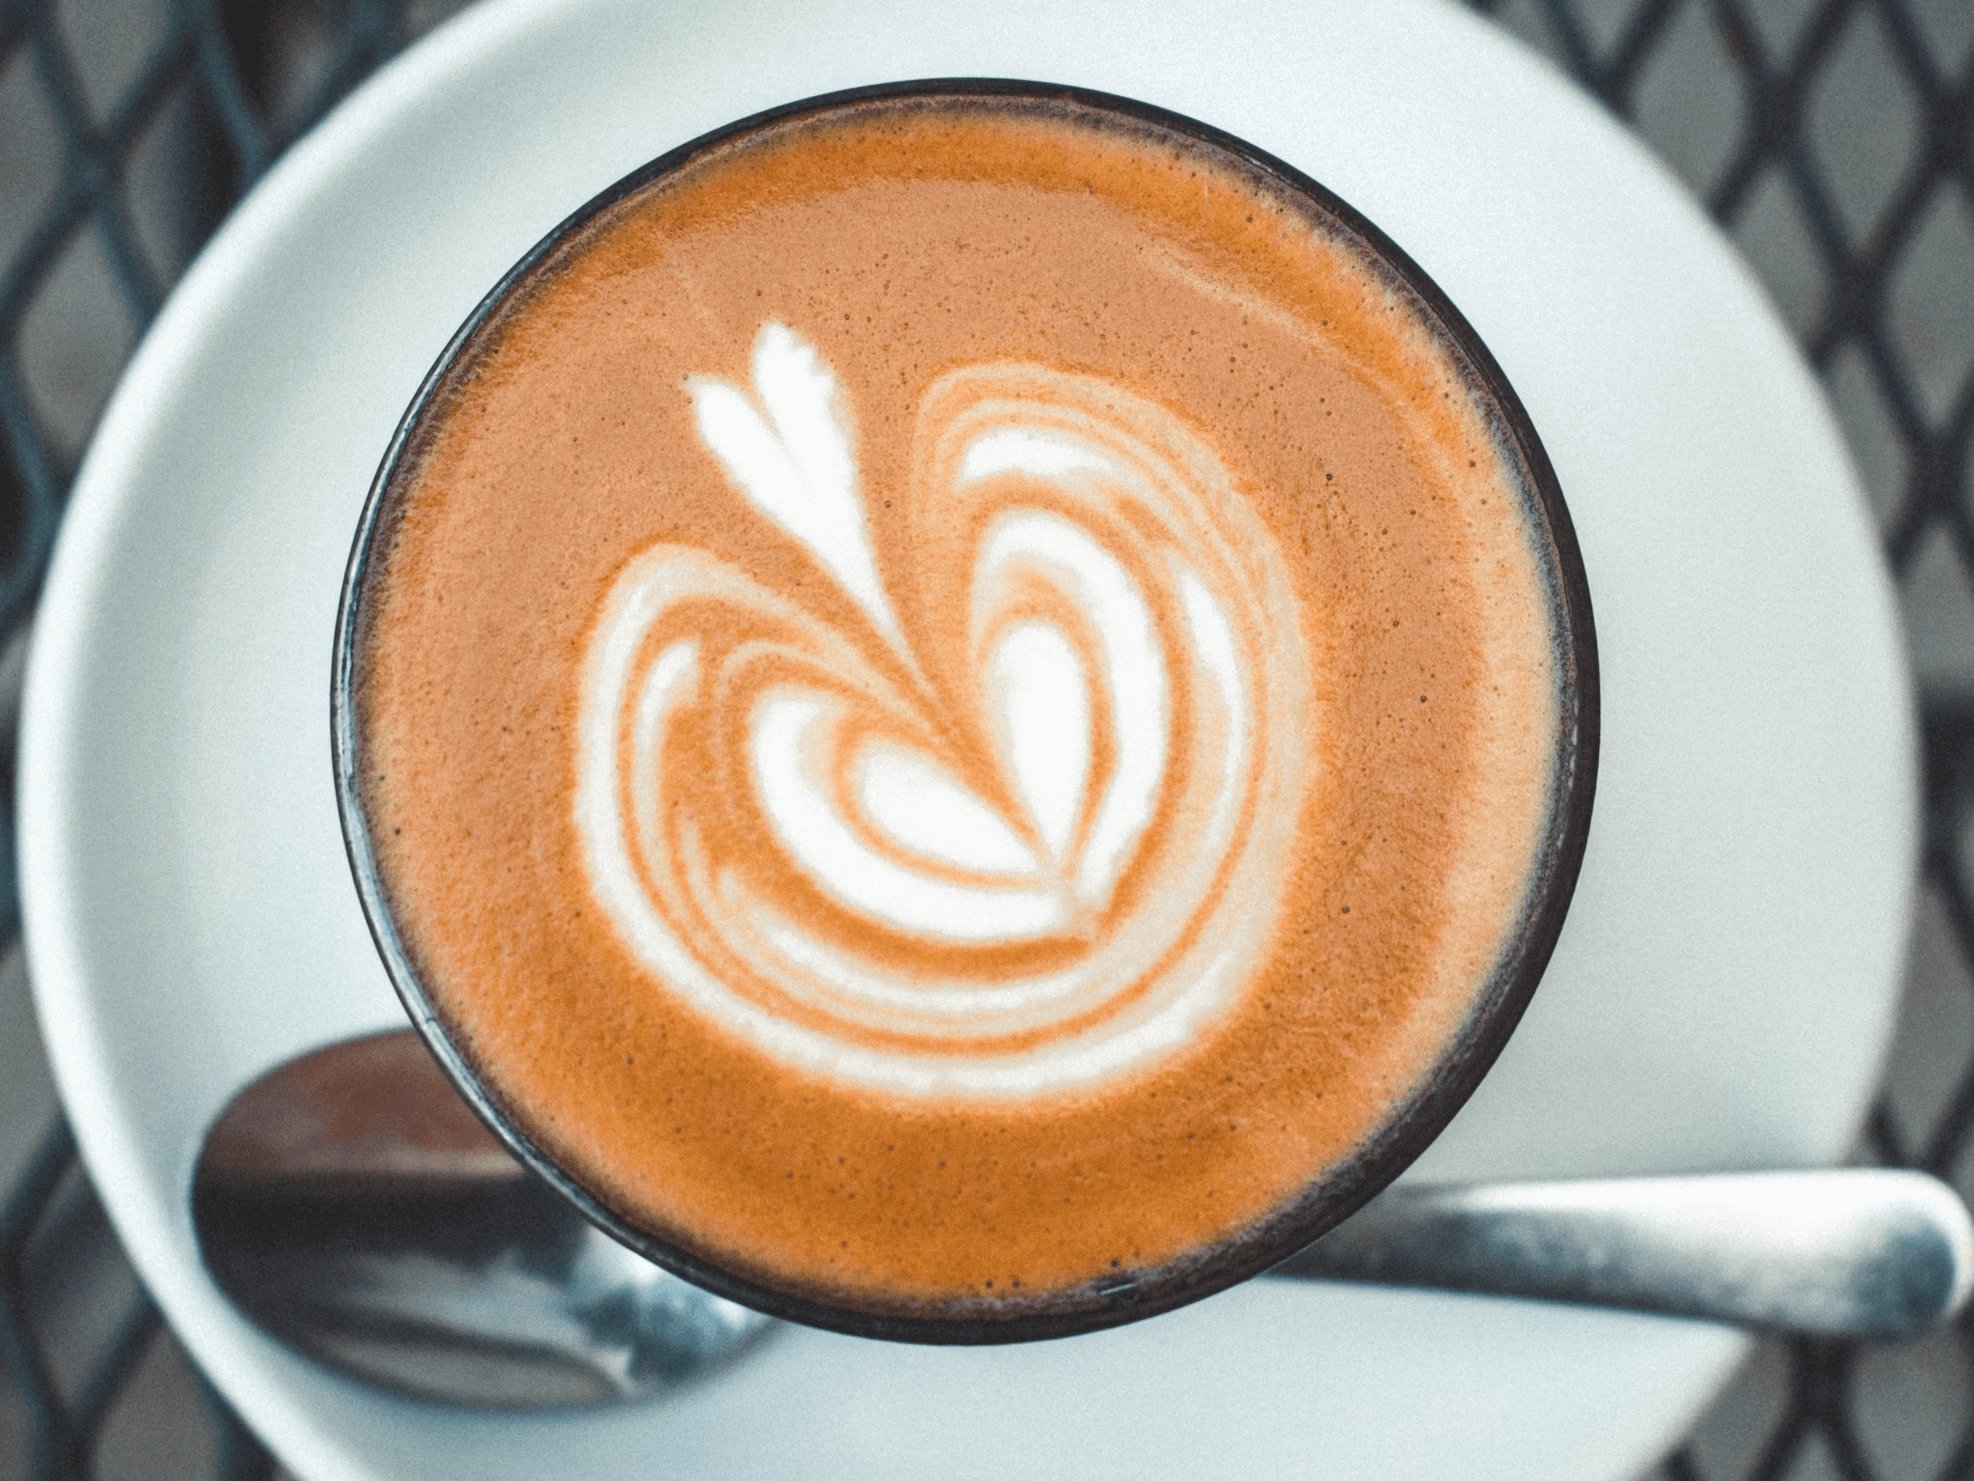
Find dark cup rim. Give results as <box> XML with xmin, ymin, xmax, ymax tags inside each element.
<box><xmin>330</xmin><ymin>76</ymin><xmax>1599</xmax><ymax>1346</ymax></box>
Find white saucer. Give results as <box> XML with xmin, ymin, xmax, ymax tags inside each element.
<box><xmin>17</xmin><ymin>0</ymin><xmax>1915</xmax><ymax>1476</ymax></box>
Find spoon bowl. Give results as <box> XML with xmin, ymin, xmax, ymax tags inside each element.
<box><xmin>192</xmin><ymin>1030</ymin><xmax>774</xmax><ymax>1406</ymax></box>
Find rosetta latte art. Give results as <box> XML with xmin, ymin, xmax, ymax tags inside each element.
<box><xmin>574</xmin><ymin>322</ymin><xmax>1314</xmax><ymax>1098</ymax></box>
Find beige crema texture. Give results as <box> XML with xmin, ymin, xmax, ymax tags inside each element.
<box><xmin>354</xmin><ymin>93</ymin><xmax>1561</xmax><ymax>1320</ymax></box>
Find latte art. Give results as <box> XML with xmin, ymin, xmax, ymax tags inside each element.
<box><xmin>345</xmin><ymin>86</ymin><xmax>1591</xmax><ymax>1334</ymax></box>
<box><xmin>576</xmin><ymin>322</ymin><xmax>1312</xmax><ymax>1098</ymax></box>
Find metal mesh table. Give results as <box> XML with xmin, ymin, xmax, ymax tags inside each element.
<box><xmin>1</xmin><ymin>1</ymin><xmax>1969</xmax><ymax>1476</ymax></box>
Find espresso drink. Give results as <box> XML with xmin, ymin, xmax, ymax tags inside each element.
<box><xmin>343</xmin><ymin>85</ymin><xmax>1591</xmax><ymax>1337</ymax></box>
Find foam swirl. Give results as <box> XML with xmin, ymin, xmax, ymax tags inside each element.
<box><xmin>574</xmin><ymin>322</ymin><xmax>1314</xmax><ymax>1098</ymax></box>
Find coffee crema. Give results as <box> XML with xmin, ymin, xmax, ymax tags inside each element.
<box><xmin>343</xmin><ymin>85</ymin><xmax>1590</xmax><ymax>1335</ymax></box>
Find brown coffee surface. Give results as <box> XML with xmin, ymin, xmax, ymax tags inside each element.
<box><xmin>353</xmin><ymin>93</ymin><xmax>1560</xmax><ymax>1320</ymax></box>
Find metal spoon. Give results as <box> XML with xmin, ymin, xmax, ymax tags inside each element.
<box><xmin>191</xmin><ymin>1030</ymin><xmax>1974</xmax><ymax>1408</ymax></box>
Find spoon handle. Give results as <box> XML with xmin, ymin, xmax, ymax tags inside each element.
<box><xmin>1267</xmin><ymin>1170</ymin><xmax>1974</xmax><ymax>1338</ymax></box>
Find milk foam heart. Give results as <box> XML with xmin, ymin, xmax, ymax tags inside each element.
<box><xmin>575</xmin><ymin>322</ymin><xmax>1310</xmax><ymax>1096</ymax></box>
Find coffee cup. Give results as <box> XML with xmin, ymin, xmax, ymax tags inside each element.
<box><xmin>331</xmin><ymin>78</ymin><xmax>1597</xmax><ymax>1344</ymax></box>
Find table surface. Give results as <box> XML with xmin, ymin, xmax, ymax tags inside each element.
<box><xmin>0</xmin><ymin>1</ymin><xmax>1970</xmax><ymax>1478</ymax></box>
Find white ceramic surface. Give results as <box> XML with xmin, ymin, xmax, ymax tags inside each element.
<box><xmin>17</xmin><ymin>0</ymin><xmax>1915</xmax><ymax>1476</ymax></box>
